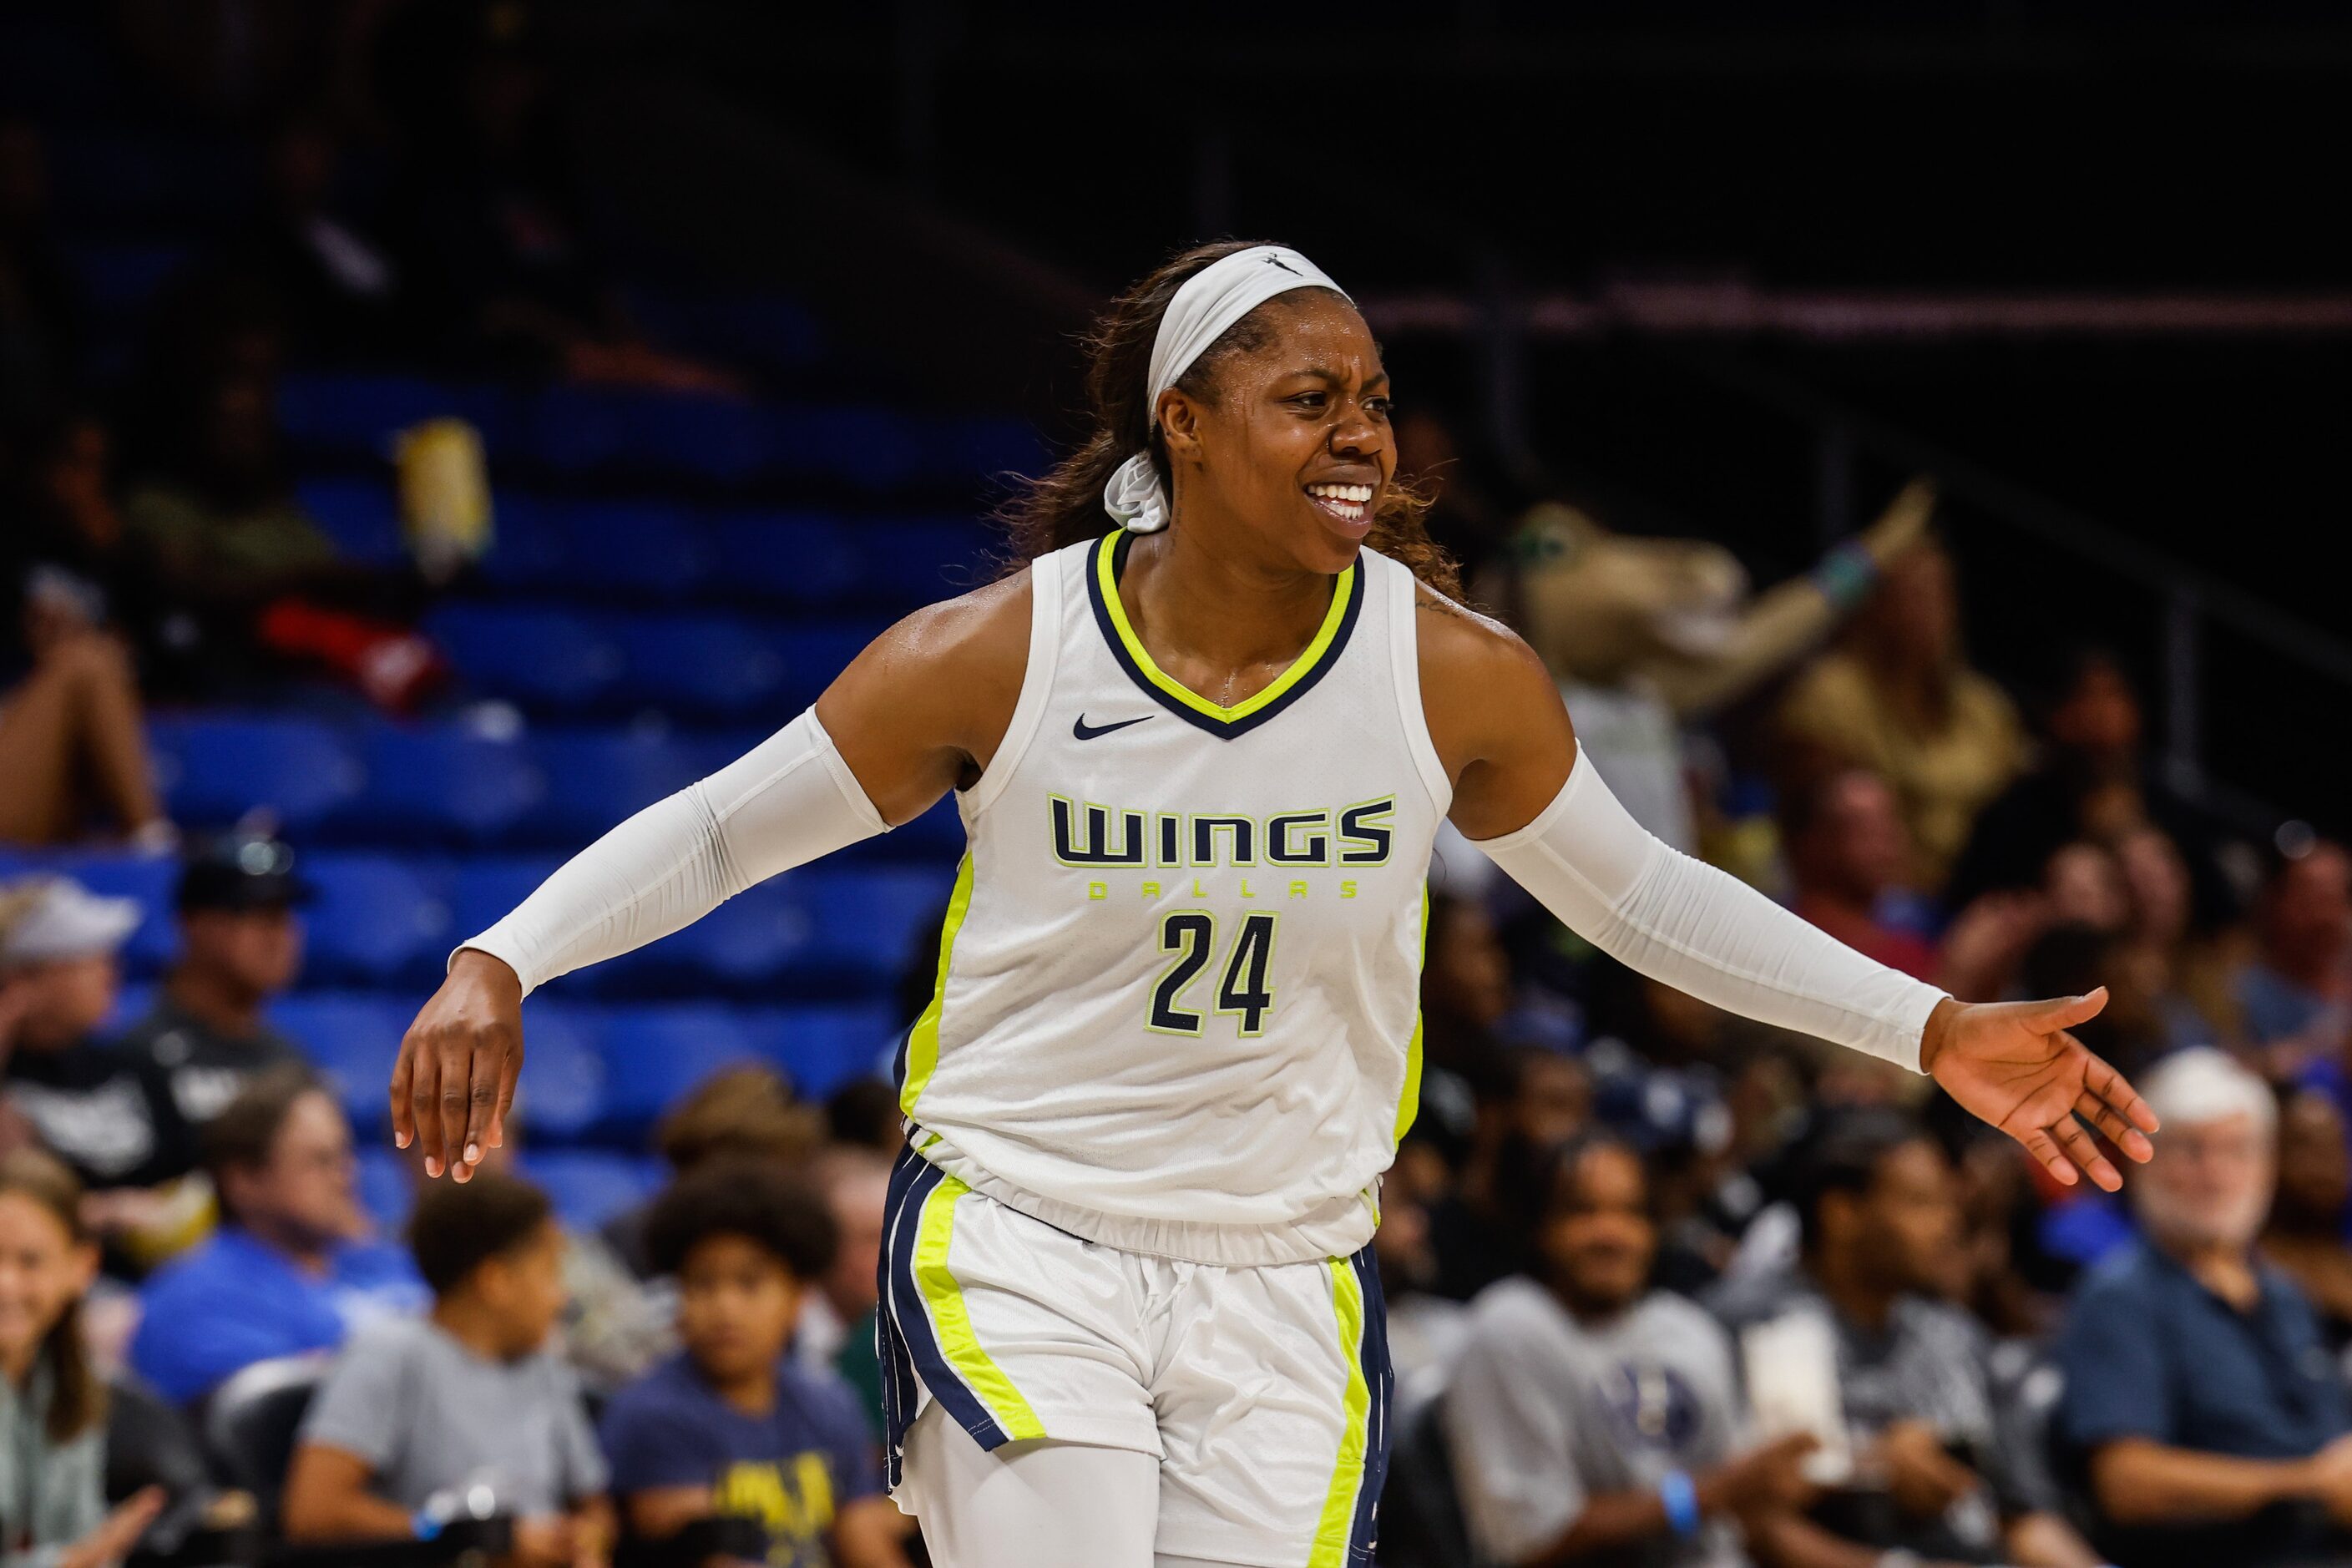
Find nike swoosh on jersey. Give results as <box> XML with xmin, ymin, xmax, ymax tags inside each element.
<box><xmin>1072</xmin><ymin>714</ymin><xmax>1154</xmax><ymax>741</ymax></box>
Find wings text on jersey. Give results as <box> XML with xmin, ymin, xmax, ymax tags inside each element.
<box><xmin>1050</xmin><ymin>796</ymin><xmax>1396</xmax><ymax>868</ymax></box>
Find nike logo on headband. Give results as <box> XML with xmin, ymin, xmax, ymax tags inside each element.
<box><xmin>1073</xmin><ymin>714</ymin><xmax>1154</xmax><ymax>741</ymax></box>
<box><xmin>1266</xmin><ymin>255</ymin><xmax>1301</xmax><ymax>275</ymax></box>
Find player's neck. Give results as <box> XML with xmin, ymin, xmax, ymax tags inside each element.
<box><xmin>1125</xmin><ymin>523</ymin><xmax>1338</xmax><ymax>676</ymax></box>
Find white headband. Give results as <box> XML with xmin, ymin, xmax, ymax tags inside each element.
<box><xmin>1101</xmin><ymin>245</ymin><xmax>1349</xmax><ymax>534</ymax></box>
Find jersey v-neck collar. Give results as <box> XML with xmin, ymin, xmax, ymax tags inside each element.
<box><xmin>1084</xmin><ymin>529</ymin><xmax>1365</xmax><ymax>740</ymax></box>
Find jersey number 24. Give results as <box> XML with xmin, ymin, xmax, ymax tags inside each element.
<box><xmin>1151</xmin><ymin>912</ymin><xmax>1277</xmax><ymax>1036</ymax></box>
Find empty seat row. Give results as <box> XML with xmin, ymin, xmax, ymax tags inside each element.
<box><xmin>278</xmin><ymin>991</ymin><xmax>897</xmax><ymax>1143</ymax></box>
<box><xmin>0</xmin><ymin>847</ymin><xmax>954</xmax><ymax>998</ymax></box>
<box><xmin>144</xmin><ymin>713</ymin><xmax>965</xmax><ymax>853</ymax></box>
<box><xmin>298</xmin><ymin>478</ymin><xmax>1001</xmax><ymax>610</ymax></box>
<box><xmin>280</xmin><ymin>373</ymin><xmax>1044</xmax><ymax>490</ymax></box>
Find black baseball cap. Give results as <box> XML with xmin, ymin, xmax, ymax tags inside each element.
<box><xmin>175</xmin><ymin>835</ymin><xmax>317</xmax><ymax>913</ymax></box>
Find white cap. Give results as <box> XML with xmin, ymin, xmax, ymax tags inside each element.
<box><xmin>0</xmin><ymin>878</ymin><xmax>143</xmax><ymax>966</ymax></box>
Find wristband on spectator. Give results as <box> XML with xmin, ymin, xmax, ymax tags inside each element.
<box><xmin>1659</xmin><ymin>1469</ymin><xmax>1702</xmax><ymax>1536</ymax></box>
<box><xmin>1812</xmin><ymin>539</ymin><xmax>1880</xmax><ymax>610</ymax></box>
<box><xmin>412</xmin><ymin>1511</ymin><xmax>443</xmax><ymax>1542</ymax></box>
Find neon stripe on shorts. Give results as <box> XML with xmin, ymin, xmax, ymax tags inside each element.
<box><xmin>1308</xmin><ymin>1254</ymin><xmax>1373</xmax><ymax>1568</ymax></box>
<box><xmin>912</xmin><ymin>1166</ymin><xmax>1046</xmax><ymax>1443</ymax></box>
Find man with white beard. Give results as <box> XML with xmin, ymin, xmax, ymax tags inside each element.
<box><xmin>2054</xmin><ymin>1047</ymin><xmax>2352</xmax><ymax>1568</ymax></box>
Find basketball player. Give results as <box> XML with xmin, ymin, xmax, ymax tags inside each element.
<box><xmin>390</xmin><ymin>242</ymin><xmax>2157</xmax><ymax>1568</ymax></box>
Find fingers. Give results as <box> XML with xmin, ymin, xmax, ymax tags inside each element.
<box><xmin>2051</xmin><ymin>1112</ymin><xmax>2123</xmax><ymax>1192</ymax></box>
<box><xmin>407</xmin><ymin>1038</ymin><xmax>445</xmax><ymax>1178</ymax></box>
<box><xmin>457</xmin><ymin>1028</ymin><xmax>507</xmax><ymax>1179</ymax></box>
<box><xmin>2074</xmin><ymin>1087</ymin><xmax>2157</xmax><ymax>1165</ymax></box>
<box><xmin>2031</xmin><ymin>987</ymin><xmax>2110</xmax><ymax>1030</ymax></box>
<box><xmin>435</xmin><ymin>1035</ymin><xmax>471</xmax><ymax>1179</ymax></box>
<box><xmin>2018</xmin><ymin>1125</ymin><xmax>2079</xmax><ymax>1187</ymax></box>
<box><xmin>388</xmin><ymin>1032</ymin><xmax>417</xmax><ymax>1151</ymax></box>
<box><xmin>2083</xmin><ymin>1050</ymin><xmax>2162</xmax><ymax>1136</ymax></box>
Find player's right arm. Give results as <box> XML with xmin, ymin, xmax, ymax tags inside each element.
<box><xmin>392</xmin><ymin>576</ymin><xmax>1033</xmax><ymax>1179</ymax></box>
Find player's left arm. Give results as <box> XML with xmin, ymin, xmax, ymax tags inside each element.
<box><xmin>1416</xmin><ymin>591</ymin><xmax>2157</xmax><ymax>1191</ymax></box>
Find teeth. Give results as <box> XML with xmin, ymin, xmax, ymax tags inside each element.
<box><xmin>1307</xmin><ymin>483</ymin><xmax>1374</xmax><ymax>503</ymax></box>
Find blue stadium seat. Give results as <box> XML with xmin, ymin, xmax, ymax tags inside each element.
<box><xmin>272</xmin><ymin>993</ymin><xmax>412</xmax><ymax>1134</ymax></box>
<box><xmin>301</xmin><ymin>855</ymin><xmax>451</xmax><ymax>986</ymax></box>
<box><xmin>766</xmin><ymin>625</ymin><xmax>873</xmax><ymax>711</ymax></box>
<box><xmin>528</xmin><ymin>387</ymin><xmax>769</xmax><ymax>482</ymax></box>
<box><xmin>294</xmin><ymin>478</ymin><xmax>409</xmax><ymax>569</ymax></box>
<box><xmin>427</xmin><ymin>604</ymin><xmax>626</xmax><ymax>712</ymax></box>
<box><xmin>148</xmin><ymin>716</ymin><xmax>364</xmax><ymax>835</ymax></box>
<box><xmin>355</xmin><ymin>1146</ymin><xmax>415</xmax><ymax>1231</ymax></box>
<box><xmin>278</xmin><ymin>374</ymin><xmax>513</xmax><ymax>459</ymax></box>
<box><xmin>482</xmin><ymin>497</ymin><xmax>713</xmax><ymax>602</ymax></box>
<box><xmin>862</xmin><ymin>518</ymin><xmax>999</xmax><ymax>609</ymax></box>
<box><xmin>651</xmin><ymin>878</ymin><xmax>818</xmax><ymax>991</ymax></box>
<box><xmin>513</xmin><ymin>1000</ymin><xmax>604</xmax><ymax>1141</ymax></box>
<box><xmin>767</xmin><ymin>407</ymin><xmax>918</xmax><ymax>491</ymax></box>
<box><xmin>347</xmin><ymin>726</ymin><xmax>547</xmax><ymax>846</ymax></box>
<box><xmin>525</xmin><ymin>731</ymin><xmax>704</xmax><ymax>846</ymax></box>
<box><xmin>593</xmin><ymin>1005</ymin><xmax>765</xmax><ymax>1134</ymax></box>
<box><xmin>608</xmin><ymin>613</ymin><xmax>787</xmax><ymax>719</ymax></box>
<box><xmin>708</xmin><ymin>511</ymin><xmax>868</xmax><ymax>607</ymax></box>
<box><xmin>741</xmin><ymin>1004</ymin><xmax>898</xmax><ymax>1099</ymax></box>
<box><xmin>519</xmin><ymin>1151</ymin><xmax>663</xmax><ymax>1231</ymax></box>
<box><xmin>923</xmin><ymin>414</ymin><xmax>1047</xmax><ymax>484</ymax></box>
<box><xmin>800</xmin><ymin>867</ymin><xmax>954</xmax><ymax>985</ymax></box>
<box><xmin>447</xmin><ymin>857</ymin><xmax>561</xmax><ymax>960</ymax></box>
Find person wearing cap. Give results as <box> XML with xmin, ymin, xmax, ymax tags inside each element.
<box><xmin>0</xmin><ymin>877</ymin><xmax>205</xmax><ymax>1267</ymax></box>
<box><xmin>117</xmin><ymin>836</ymin><xmax>308</xmax><ymax>1127</ymax></box>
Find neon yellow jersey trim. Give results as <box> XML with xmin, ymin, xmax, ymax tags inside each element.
<box><xmin>1393</xmin><ymin>884</ymin><xmax>1429</xmax><ymax>1145</ymax></box>
<box><xmin>1309</xmin><ymin>1258</ymin><xmax>1372</xmax><ymax>1568</ymax></box>
<box><xmin>899</xmin><ymin>852</ymin><xmax>975</xmax><ymax>1119</ymax></box>
<box><xmin>914</xmin><ymin>1172</ymin><xmax>1047</xmax><ymax>1441</ymax></box>
<box><xmin>1093</xmin><ymin>531</ymin><xmax>1356</xmax><ymax>724</ymax></box>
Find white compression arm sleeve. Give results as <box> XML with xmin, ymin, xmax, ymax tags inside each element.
<box><xmin>455</xmin><ymin>708</ymin><xmax>888</xmax><ymax>996</ymax></box>
<box><xmin>1472</xmin><ymin>756</ymin><xmax>1948</xmax><ymax>1071</ymax></box>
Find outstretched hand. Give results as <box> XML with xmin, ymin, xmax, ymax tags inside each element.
<box><xmin>1920</xmin><ymin>988</ymin><xmax>2158</xmax><ymax>1191</ymax></box>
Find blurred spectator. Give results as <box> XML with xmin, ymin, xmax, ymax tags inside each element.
<box><xmin>1945</xmin><ymin>647</ymin><xmax>2238</xmax><ymax>928</ymax></box>
<box><xmin>1426</xmin><ymin>1046</ymin><xmax>1591</xmax><ymax>1302</ymax></box>
<box><xmin>794</xmin><ymin>1146</ymin><xmax>893</xmax><ymax>1438</ymax></box>
<box><xmin>0</xmin><ymin>879</ymin><xmax>205</xmax><ymax>1264</ymax></box>
<box><xmin>281</xmin><ymin>1171</ymin><xmax>613</xmax><ymax>1562</ymax></box>
<box><xmin>2235</xmin><ymin>841</ymin><xmax>2351</xmax><ymax>1068</ymax></box>
<box><xmin>1421</xmin><ymin>891</ymin><xmax>1515</xmax><ymax>1078</ymax></box>
<box><xmin>232</xmin><ymin>114</ymin><xmax>405</xmax><ymax>363</ymax></box>
<box><xmin>2</xmin><ymin>415</ymin><xmax>175</xmax><ymax>847</ymax></box>
<box><xmin>2113</xmin><ymin>822</ymin><xmax>2232</xmax><ymax>1052</ymax></box>
<box><xmin>2052</xmin><ymin>1048</ymin><xmax>2352</xmax><ymax>1568</ymax></box>
<box><xmin>601</xmin><ymin>1160</ymin><xmax>907</xmax><ymax>1568</ymax></box>
<box><xmin>123</xmin><ymin>368</ymin><xmax>443</xmax><ymax>711</ymax></box>
<box><xmin>1709</xmin><ymin>1110</ymin><xmax>2098</xmax><ymax>1566</ymax></box>
<box><xmin>1781</xmin><ymin>769</ymin><xmax>1939</xmax><ymax>981</ymax></box>
<box><xmin>2263</xmin><ymin>1085</ymin><xmax>2352</xmax><ymax>1351</ymax></box>
<box><xmin>118</xmin><ymin>836</ymin><xmax>310</xmax><ymax>1128</ymax></box>
<box><xmin>129</xmin><ymin>1068</ymin><xmax>422</xmax><ymax>1407</ymax></box>
<box><xmin>0</xmin><ymin>116</ymin><xmax>81</xmax><ymax>425</ymax></box>
<box><xmin>602</xmin><ymin>1064</ymin><xmax>825</xmax><ymax>1280</ymax></box>
<box><xmin>1443</xmin><ymin>1136</ymin><xmax>1814</xmax><ymax>1566</ymax></box>
<box><xmin>0</xmin><ymin>1149</ymin><xmax>167</xmax><ymax>1566</ymax></box>
<box><xmin>1775</xmin><ymin>542</ymin><xmax>2025</xmax><ymax>893</ymax></box>
<box><xmin>2041</xmin><ymin>841</ymin><xmax>2130</xmax><ymax>935</ymax></box>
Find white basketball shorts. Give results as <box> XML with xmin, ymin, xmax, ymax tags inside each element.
<box><xmin>877</xmin><ymin>1141</ymin><xmax>1393</xmax><ymax>1565</ymax></box>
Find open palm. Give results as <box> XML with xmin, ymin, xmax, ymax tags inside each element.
<box><xmin>1923</xmin><ymin>987</ymin><xmax>2159</xmax><ymax>1191</ymax></box>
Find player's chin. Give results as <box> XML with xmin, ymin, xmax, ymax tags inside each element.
<box><xmin>1297</xmin><ymin>498</ymin><xmax>1376</xmax><ymax>568</ymax></box>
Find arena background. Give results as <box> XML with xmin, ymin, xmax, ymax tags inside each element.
<box><xmin>5</xmin><ymin>3</ymin><xmax>2350</xmax><ymax>1565</ymax></box>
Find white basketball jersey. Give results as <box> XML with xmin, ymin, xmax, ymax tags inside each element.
<box><xmin>898</xmin><ymin>533</ymin><xmax>1451</xmax><ymax>1267</ymax></box>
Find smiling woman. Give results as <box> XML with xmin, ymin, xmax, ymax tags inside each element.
<box><xmin>397</xmin><ymin>239</ymin><xmax>2157</xmax><ymax>1568</ymax></box>
<box><xmin>998</xmin><ymin>239</ymin><xmax>1458</xmax><ymax>598</ymax></box>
